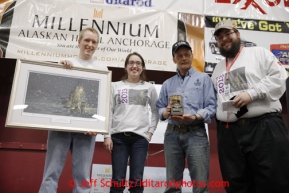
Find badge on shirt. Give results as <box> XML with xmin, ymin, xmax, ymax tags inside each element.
<box><xmin>224</xmin><ymin>84</ymin><xmax>230</xmax><ymax>95</ymax></box>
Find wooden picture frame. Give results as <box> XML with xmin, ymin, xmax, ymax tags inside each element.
<box><xmin>5</xmin><ymin>59</ymin><xmax>111</xmax><ymax>134</ymax></box>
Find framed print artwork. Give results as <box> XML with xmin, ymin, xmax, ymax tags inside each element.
<box><xmin>5</xmin><ymin>59</ymin><xmax>111</xmax><ymax>134</ymax></box>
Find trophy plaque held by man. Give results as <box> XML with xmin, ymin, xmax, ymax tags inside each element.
<box><xmin>169</xmin><ymin>95</ymin><xmax>184</xmax><ymax>116</ymax></box>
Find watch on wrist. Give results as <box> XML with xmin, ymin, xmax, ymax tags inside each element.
<box><xmin>193</xmin><ymin>114</ymin><xmax>198</xmax><ymax>121</ymax></box>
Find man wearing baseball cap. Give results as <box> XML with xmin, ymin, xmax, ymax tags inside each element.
<box><xmin>213</xmin><ymin>20</ymin><xmax>237</xmax><ymax>36</ymax></box>
<box><xmin>211</xmin><ymin>20</ymin><xmax>289</xmax><ymax>193</ymax></box>
<box><xmin>156</xmin><ymin>40</ymin><xmax>217</xmax><ymax>193</ymax></box>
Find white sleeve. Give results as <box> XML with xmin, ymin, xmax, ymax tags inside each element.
<box><xmin>247</xmin><ymin>49</ymin><xmax>287</xmax><ymax>101</ymax></box>
<box><xmin>148</xmin><ymin>85</ymin><xmax>159</xmax><ymax>134</ymax></box>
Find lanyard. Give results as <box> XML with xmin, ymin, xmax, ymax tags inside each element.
<box><xmin>225</xmin><ymin>46</ymin><xmax>243</xmax><ymax>80</ymax></box>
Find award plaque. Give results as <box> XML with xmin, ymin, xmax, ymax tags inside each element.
<box><xmin>169</xmin><ymin>95</ymin><xmax>184</xmax><ymax>116</ymax></box>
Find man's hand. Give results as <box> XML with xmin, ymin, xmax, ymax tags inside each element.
<box><xmin>104</xmin><ymin>138</ymin><xmax>113</xmax><ymax>153</ymax></box>
<box><xmin>60</xmin><ymin>60</ymin><xmax>73</xmax><ymax>69</ymax></box>
<box><xmin>170</xmin><ymin>114</ymin><xmax>198</xmax><ymax>123</ymax></box>
<box><xmin>232</xmin><ymin>92</ymin><xmax>252</xmax><ymax>108</ymax></box>
<box><xmin>162</xmin><ymin>104</ymin><xmax>171</xmax><ymax>119</ymax></box>
<box><xmin>149</xmin><ymin>132</ymin><xmax>153</xmax><ymax>141</ymax></box>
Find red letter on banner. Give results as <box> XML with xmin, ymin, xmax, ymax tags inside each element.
<box><xmin>264</xmin><ymin>0</ymin><xmax>281</xmax><ymax>6</ymax></box>
<box><xmin>284</xmin><ymin>0</ymin><xmax>289</xmax><ymax>7</ymax></box>
<box><xmin>216</xmin><ymin>0</ymin><xmax>288</xmax><ymax>12</ymax></box>
<box><xmin>240</xmin><ymin>0</ymin><xmax>266</xmax><ymax>14</ymax></box>
<box><xmin>215</xmin><ymin>0</ymin><xmax>231</xmax><ymax>3</ymax></box>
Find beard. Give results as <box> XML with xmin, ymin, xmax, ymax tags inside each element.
<box><xmin>219</xmin><ymin>38</ymin><xmax>241</xmax><ymax>58</ymax></box>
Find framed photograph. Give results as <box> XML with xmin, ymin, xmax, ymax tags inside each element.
<box><xmin>5</xmin><ymin>59</ymin><xmax>111</xmax><ymax>134</ymax></box>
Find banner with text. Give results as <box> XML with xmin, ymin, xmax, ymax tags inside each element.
<box><xmin>204</xmin><ymin>0</ymin><xmax>289</xmax><ymax>22</ymax></box>
<box><xmin>204</xmin><ymin>16</ymin><xmax>289</xmax><ymax>74</ymax></box>
<box><xmin>0</xmin><ymin>0</ymin><xmax>206</xmax><ymax>72</ymax></box>
<box><xmin>71</xmin><ymin>0</ymin><xmax>204</xmax><ymax>14</ymax></box>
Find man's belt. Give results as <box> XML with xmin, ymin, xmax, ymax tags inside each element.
<box><xmin>167</xmin><ymin>123</ymin><xmax>205</xmax><ymax>133</ymax></box>
<box><xmin>216</xmin><ymin>112</ymin><xmax>280</xmax><ymax>127</ymax></box>
<box><xmin>113</xmin><ymin>132</ymin><xmax>137</xmax><ymax>136</ymax></box>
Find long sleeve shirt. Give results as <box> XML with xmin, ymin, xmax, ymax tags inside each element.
<box><xmin>211</xmin><ymin>47</ymin><xmax>287</xmax><ymax>122</ymax></box>
<box><xmin>104</xmin><ymin>80</ymin><xmax>159</xmax><ymax>141</ymax></box>
<box><xmin>156</xmin><ymin>68</ymin><xmax>217</xmax><ymax>125</ymax></box>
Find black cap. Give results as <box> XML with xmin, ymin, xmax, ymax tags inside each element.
<box><xmin>172</xmin><ymin>41</ymin><xmax>192</xmax><ymax>56</ymax></box>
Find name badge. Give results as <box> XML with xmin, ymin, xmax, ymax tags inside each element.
<box><xmin>224</xmin><ymin>84</ymin><xmax>230</xmax><ymax>95</ymax></box>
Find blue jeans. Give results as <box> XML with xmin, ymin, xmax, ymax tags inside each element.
<box><xmin>110</xmin><ymin>133</ymin><xmax>149</xmax><ymax>193</ymax></box>
<box><xmin>164</xmin><ymin>128</ymin><xmax>209</xmax><ymax>193</ymax></box>
<box><xmin>39</xmin><ymin>131</ymin><xmax>95</xmax><ymax>193</ymax></box>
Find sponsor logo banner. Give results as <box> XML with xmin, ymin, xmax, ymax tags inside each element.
<box><xmin>1</xmin><ymin>0</ymin><xmax>205</xmax><ymax>72</ymax></box>
<box><xmin>4</xmin><ymin>0</ymin><xmax>178</xmax><ymax>71</ymax></box>
<box><xmin>205</xmin><ymin>16</ymin><xmax>289</xmax><ymax>73</ymax></box>
<box><xmin>72</xmin><ymin>0</ymin><xmax>203</xmax><ymax>14</ymax></box>
<box><xmin>205</xmin><ymin>0</ymin><xmax>289</xmax><ymax>21</ymax></box>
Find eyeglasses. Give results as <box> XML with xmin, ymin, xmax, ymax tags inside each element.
<box><xmin>215</xmin><ymin>31</ymin><xmax>235</xmax><ymax>42</ymax></box>
<box><xmin>127</xmin><ymin>61</ymin><xmax>142</xmax><ymax>66</ymax></box>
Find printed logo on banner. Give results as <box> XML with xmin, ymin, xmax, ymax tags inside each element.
<box><xmin>270</xmin><ymin>44</ymin><xmax>289</xmax><ymax>67</ymax></box>
<box><xmin>106</xmin><ymin>0</ymin><xmax>152</xmax><ymax>7</ymax></box>
<box><xmin>105</xmin><ymin>167</ymin><xmax>110</xmax><ymax>173</ymax></box>
<box><xmin>90</xmin><ymin>0</ymin><xmax>153</xmax><ymax>7</ymax></box>
<box><xmin>215</xmin><ymin>0</ymin><xmax>289</xmax><ymax>14</ymax></box>
<box><xmin>93</xmin><ymin>9</ymin><xmax>103</xmax><ymax>18</ymax></box>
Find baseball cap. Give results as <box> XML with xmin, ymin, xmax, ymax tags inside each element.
<box><xmin>172</xmin><ymin>41</ymin><xmax>192</xmax><ymax>56</ymax></box>
<box><xmin>213</xmin><ymin>20</ymin><xmax>237</xmax><ymax>36</ymax></box>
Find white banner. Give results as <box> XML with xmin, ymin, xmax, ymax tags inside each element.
<box><xmin>72</xmin><ymin>0</ymin><xmax>204</xmax><ymax>14</ymax></box>
<box><xmin>35</xmin><ymin>0</ymin><xmax>289</xmax><ymax>22</ymax></box>
<box><xmin>204</xmin><ymin>0</ymin><xmax>289</xmax><ymax>22</ymax></box>
<box><xmin>5</xmin><ymin>0</ymin><xmax>179</xmax><ymax>71</ymax></box>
